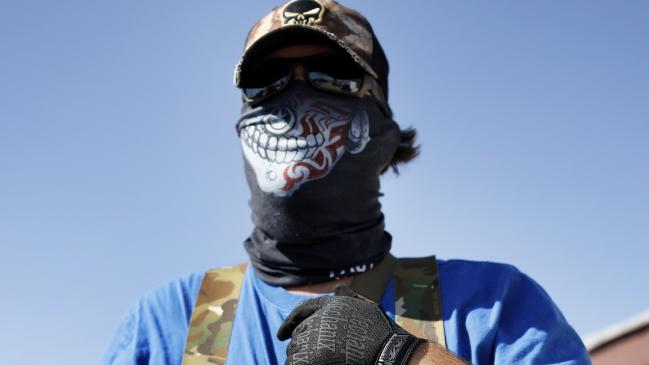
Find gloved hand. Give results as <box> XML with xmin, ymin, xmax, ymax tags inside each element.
<box><xmin>277</xmin><ymin>286</ymin><xmax>425</xmax><ymax>365</ymax></box>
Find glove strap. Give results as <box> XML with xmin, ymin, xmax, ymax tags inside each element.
<box><xmin>376</xmin><ymin>334</ymin><xmax>426</xmax><ymax>365</ymax></box>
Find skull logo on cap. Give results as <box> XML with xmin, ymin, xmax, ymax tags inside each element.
<box><xmin>282</xmin><ymin>0</ymin><xmax>325</xmax><ymax>26</ymax></box>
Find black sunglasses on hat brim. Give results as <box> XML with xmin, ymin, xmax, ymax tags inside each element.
<box><xmin>234</xmin><ymin>24</ymin><xmax>392</xmax><ymax>117</ymax></box>
<box><xmin>238</xmin><ymin>54</ymin><xmax>391</xmax><ymax>116</ymax></box>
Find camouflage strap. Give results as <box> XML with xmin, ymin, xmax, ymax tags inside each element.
<box><xmin>349</xmin><ymin>253</ymin><xmax>397</xmax><ymax>303</ymax></box>
<box><xmin>182</xmin><ymin>263</ymin><xmax>248</xmax><ymax>365</ymax></box>
<box><xmin>394</xmin><ymin>256</ymin><xmax>446</xmax><ymax>346</ymax></box>
<box><xmin>182</xmin><ymin>257</ymin><xmax>445</xmax><ymax>364</ymax></box>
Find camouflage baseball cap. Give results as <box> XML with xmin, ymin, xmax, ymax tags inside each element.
<box><xmin>234</xmin><ymin>0</ymin><xmax>390</xmax><ymax>99</ymax></box>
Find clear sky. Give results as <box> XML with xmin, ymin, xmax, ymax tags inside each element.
<box><xmin>1</xmin><ymin>1</ymin><xmax>647</xmax><ymax>363</ymax></box>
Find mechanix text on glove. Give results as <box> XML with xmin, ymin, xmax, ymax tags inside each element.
<box><xmin>277</xmin><ymin>292</ymin><xmax>425</xmax><ymax>365</ymax></box>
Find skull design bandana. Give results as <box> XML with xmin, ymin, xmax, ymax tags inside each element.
<box><xmin>238</xmin><ymin>81</ymin><xmax>400</xmax><ymax>286</ymax></box>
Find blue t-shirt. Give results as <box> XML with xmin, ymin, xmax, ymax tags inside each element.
<box><xmin>102</xmin><ymin>259</ymin><xmax>591</xmax><ymax>364</ymax></box>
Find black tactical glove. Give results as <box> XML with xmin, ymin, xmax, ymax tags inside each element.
<box><xmin>277</xmin><ymin>286</ymin><xmax>425</xmax><ymax>365</ymax></box>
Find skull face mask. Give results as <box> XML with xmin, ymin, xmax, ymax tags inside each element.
<box><xmin>238</xmin><ymin>82</ymin><xmax>401</xmax><ymax>286</ymax></box>
<box><xmin>237</xmin><ymin>82</ymin><xmax>370</xmax><ymax>196</ymax></box>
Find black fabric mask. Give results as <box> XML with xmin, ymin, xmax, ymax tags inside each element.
<box><xmin>237</xmin><ymin>81</ymin><xmax>400</xmax><ymax>286</ymax></box>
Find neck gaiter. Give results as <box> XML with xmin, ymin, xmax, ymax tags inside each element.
<box><xmin>237</xmin><ymin>82</ymin><xmax>400</xmax><ymax>286</ymax></box>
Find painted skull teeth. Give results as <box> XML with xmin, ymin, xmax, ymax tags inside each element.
<box><xmin>239</xmin><ymin>97</ymin><xmax>370</xmax><ymax>196</ymax></box>
<box><xmin>241</xmin><ymin>125</ymin><xmax>327</xmax><ymax>164</ymax></box>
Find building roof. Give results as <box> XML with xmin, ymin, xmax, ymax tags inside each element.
<box><xmin>584</xmin><ymin>308</ymin><xmax>649</xmax><ymax>352</ymax></box>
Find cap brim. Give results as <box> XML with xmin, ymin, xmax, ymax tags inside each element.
<box><xmin>235</xmin><ymin>25</ymin><xmax>378</xmax><ymax>86</ymax></box>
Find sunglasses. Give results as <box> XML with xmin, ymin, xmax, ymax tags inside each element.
<box><xmin>239</xmin><ymin>54</ymin><xmax>390</xmax><ymax>116</ymax></box>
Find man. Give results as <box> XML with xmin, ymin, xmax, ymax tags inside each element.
<box><xmin>103</xmin><ymin>1</ymin><xmax>591</xmax><ymax>364</ymax></box>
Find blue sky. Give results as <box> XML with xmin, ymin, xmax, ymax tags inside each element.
<box><xmin>1</xmin><ymin>1</ymin><xmax>647</xmax><ymax>363</ymax></box>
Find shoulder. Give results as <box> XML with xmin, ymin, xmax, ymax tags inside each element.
<box><xmin>437</xmin><ymin>258</ymin><xmax>531</xmax><ymax>303</ymax></box>
<box><xmin>139</xmin><ymin>271</ymin><xmax>206</xmax><ymax>316</ymax></box>
<box><xmin>436</xmin><ymin>258</ymin><xmax>590</xmax><ymax>364</ymax></box>
<box><xmin>102</xmin><ymin>272</ymin><xmax>205</xmax><ymax>365</ymax></box>
<box><xmin>437</xmin><ymin>258</ymin><xmax>522</xmax><ymax>281</ymax></box>
<box><xmin>128</xmin><ymin>271</ymin><xmax>206</xmax><ymax>330</ymax></box>
<box><xmin>436</xmin><ymin>258</ymin><xmax>562</xmax><ymax>323</ymax></box>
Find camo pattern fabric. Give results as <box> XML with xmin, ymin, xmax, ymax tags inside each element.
<box><xmin>236</xmin><ymin>0</ymin><xmax>379</xmax><ymax>84</ymax></box>
<box><xmin>394</xmin><ymin>256</ymin><xmax>446</xmax><ymax>346</ymax></box>
<box><xmin>182</xmin><ymin>257</ymin><xmax>445</xmax><ymax>364</ymax></box>
<box><xmin>181</xmin><ymin>263</ymin><xmax>247</xmax><ymax>365</ymax></box>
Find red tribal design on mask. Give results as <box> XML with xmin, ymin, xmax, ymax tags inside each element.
<box><xmin>239</xmin><ymin>95</ymin><xmax>370</xmax><ymax>196</ymax></box>
<box><xmin>281</xmin><ymin>100</ymin><xmax>351</xmax><ymax>192</ymax></box>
